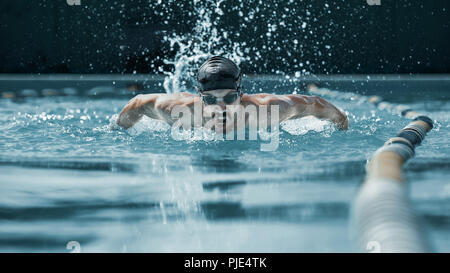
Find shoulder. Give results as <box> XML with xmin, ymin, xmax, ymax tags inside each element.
<box><xmin>154</xmin><ymin>92</ymin><xmax>199</xmax><ymax>111</ymax></box>
<box><xmin>242</xmin><ymin>93</ymin><xmax>299</xmax><ymax>106</ymax></box>
<box><xmin>155</xmin><ymin>92</ymin><xmax>197</xmax><ymax>102</ymax></box>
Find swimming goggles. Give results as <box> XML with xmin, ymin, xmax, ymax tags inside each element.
<box><xmin>200</xmin><ymin>90</ymin><xmax>241</xmax><ymax>105</ymax></box>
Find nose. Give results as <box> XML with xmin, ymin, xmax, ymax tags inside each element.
<box><xmin>216</xmin><ymin>101</ymin><xmax>226</xmax><ymax>109</ymax></box>
<box><xmin>211</xmin><ymin>104</ymin><xmax>226</xmax><ymax>119</ymax></box>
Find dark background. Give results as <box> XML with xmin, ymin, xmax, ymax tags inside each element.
<box><xmin>1</xmin><ymin>0</ymin><xmax>449</xmax><ymax>75</ymax></box>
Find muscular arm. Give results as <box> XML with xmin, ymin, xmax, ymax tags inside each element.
<box><xmin>116</xmin><ymin>95</ymin><xmax>143</xmax><ymax>129</ymax></box>
<box><xmin>286</xmin><ymin>94</ymin><xmax>348</xmax><ymax>130</ymax></box>
<box><xmin>251</xmin><ymin>94</ymin><xmax>349</xmax><ymax>130</ymax></box>
<box><xmin>116</xmin><ymin>93</ymin><xmax>196</xmax><ymax>129</ymax></box>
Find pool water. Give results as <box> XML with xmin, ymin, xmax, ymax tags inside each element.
<box><xmin>0</xmin><ymin>78</ymin><xmax>449</xmax><ymax>252</ymax></box>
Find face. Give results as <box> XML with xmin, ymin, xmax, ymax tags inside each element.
<box><xmin>201</xmin><ymin>89</ymin><xmax>243</xmax><ymax>133</ymax></box>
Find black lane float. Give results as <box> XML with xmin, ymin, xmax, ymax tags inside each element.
<box><xmin>353</xmin><ymin>115</ymin><xmax>433</xmax><ymax>253</ymax></box>
<box><xmin>307</xmin><ymin>84</ymin><xmax>434</xmax><ymax>253</ymax></box>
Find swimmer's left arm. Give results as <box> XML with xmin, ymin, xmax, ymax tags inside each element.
<box><xmin>276</xmin><ymin>94</ymin><xmax>349</xmax><ymax>130</ymax></box>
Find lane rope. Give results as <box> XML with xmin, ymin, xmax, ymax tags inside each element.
<box><xmin>307</xmin><ymin>84</ymin><xmax>434</xmax><ymax>252</ymax></box>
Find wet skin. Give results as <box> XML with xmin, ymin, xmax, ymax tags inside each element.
<box><xmin>116</xmin><ymin>90</ymin><xmax>349</xmax><ymax>132</ymax></box>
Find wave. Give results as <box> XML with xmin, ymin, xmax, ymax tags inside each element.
<box><xmin>0</xmin><ymin>158</ymin><xmax>136</xmax><ymax>172</ymax></box>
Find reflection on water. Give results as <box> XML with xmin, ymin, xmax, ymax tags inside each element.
<box><xmin>192</xmin><ymin>156</ymin><xmax>250</xmax><ymax>173</ymax></box>
<box><xmin>199</xmin><ymin>201</ymin><xmax>349</xmax><ymax>221</ymax></box>
<box><xmin>202</xmin><ymin>180</ymin><xmax>247</xmax><ymax>192</ymax></box>
<box><xmin>0</xmin><ymin>85</ymin><xmax>449</xmax><ymax>252</ymax></box>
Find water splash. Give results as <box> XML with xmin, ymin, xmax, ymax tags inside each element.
<box><xmin>145</xmin><ymin>0</ymin><xmax>333</xmax><ymax>93</ymax></box>
<box><xmin>281</xmin><ymin>116</ymin><xmax>336</xmax><ymax>136</ymax></box>
<box><xmin>161</xmin><ymin>0</ymin><xmax>245</xmax><ymax>93</ymax></box>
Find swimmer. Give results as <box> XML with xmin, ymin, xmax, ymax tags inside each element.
<box><xmin>116</xmin><ymin>56</ymin><xmax>349</xmax><ymax>132</ymax></box>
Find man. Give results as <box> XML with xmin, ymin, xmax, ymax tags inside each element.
<box><xmin>116</xmin><ymin>56</ymin><xmax>349</xmax><ymax>133</ymax></box>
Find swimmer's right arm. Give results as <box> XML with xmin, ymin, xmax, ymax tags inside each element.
<box><xmin>117</xmin><ymin>93</ymin><xmax>194</xmax><ymax>129</ymax></box>
<box><xmin>117</xmin><ymin>94</ymin><xmax>160</xmax><ymax>129</ymax></box>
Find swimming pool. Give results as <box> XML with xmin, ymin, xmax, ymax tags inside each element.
<box><xmin>0</xmin><ymin>75</ymin><xmax>449</xmax><ymax>252</ymax></box>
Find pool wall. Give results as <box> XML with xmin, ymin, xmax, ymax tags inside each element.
<box><xmin>1</xmin><ymin>74</ymin><xmax>449</xmax><ymax>101</ymax></box>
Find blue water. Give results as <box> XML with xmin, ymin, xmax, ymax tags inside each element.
<box><xmin>0</xmin><ymin>79</ymin><xmax>449</xmax><ymax>252</ymax></box>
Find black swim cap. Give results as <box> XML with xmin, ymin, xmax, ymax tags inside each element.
<box><xmin>197</xmin><ymin>56</ymin><xmax>241</xmax><ymax>92</ymax></box>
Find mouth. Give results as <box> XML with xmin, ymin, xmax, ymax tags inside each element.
<box><xmin>214</xmin><ymin>112</ymin><xmax>228</xmax><ymax>129</ymax></box>
<box><xmin>215</xmin><ymin>119</ymin><xmax>226</xmax><ymax>129</ymax></box>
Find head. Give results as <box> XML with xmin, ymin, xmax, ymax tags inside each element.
<box><xmin>197</xmin><ymin>56</ymin><xmax>243</xmax><ymax>132</ymax></box>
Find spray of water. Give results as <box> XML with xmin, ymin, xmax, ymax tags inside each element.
<box><xmin>161</xmin><ymin>0</ymin><xmax>246</xmax><ymax>93</ymax></box>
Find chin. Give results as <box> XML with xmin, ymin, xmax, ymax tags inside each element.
<box><xmin>214</xmin><ymin>122</ymin><xmax>234</xmax><ymax>135</ymax></box>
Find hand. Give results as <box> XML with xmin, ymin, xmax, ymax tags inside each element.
<box><xmin>336</xmin><ymin>112</ymin><xmax>349</xmax><ymax>130</ymax></box>
<box><xmin>108</xmin><ymin>114</ymin><xmax>121</xmax><ymax>130</ymax></box>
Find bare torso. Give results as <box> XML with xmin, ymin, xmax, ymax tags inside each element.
<box><xmin>116</xmin><ymin>92</ymin><xmax>349</xmax><ymax>131</ymax></box>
